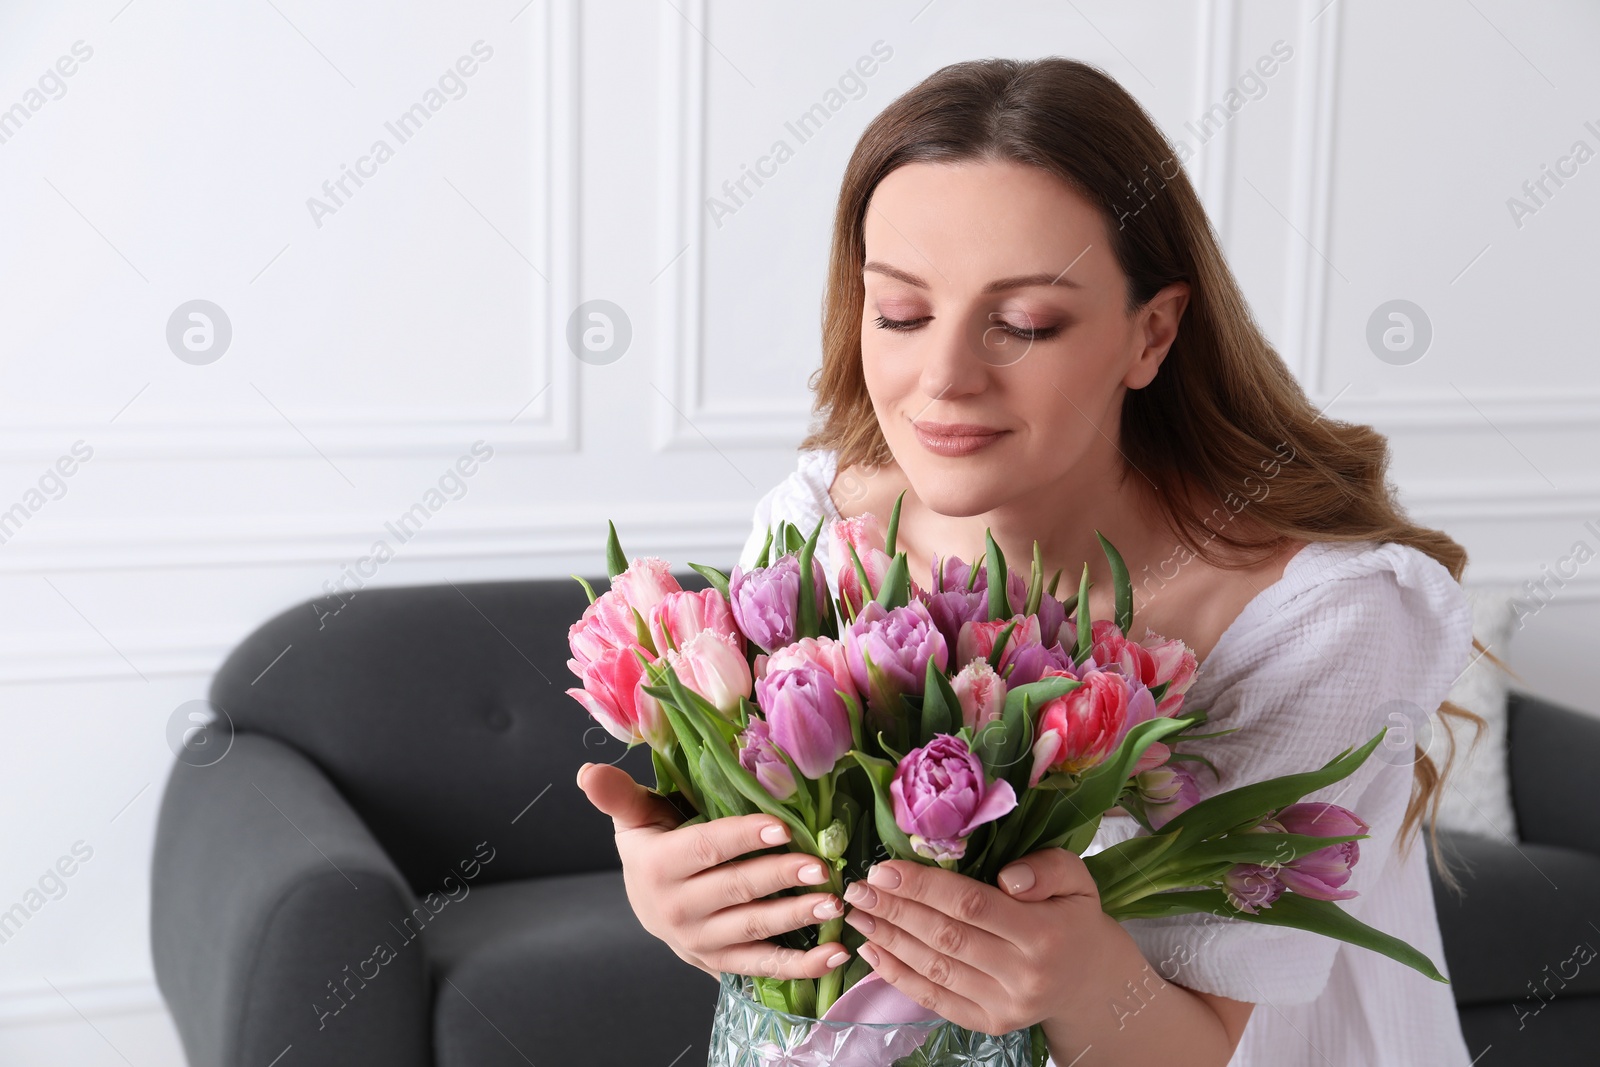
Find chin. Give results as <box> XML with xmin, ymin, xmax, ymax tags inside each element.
<box><xmin>898</xmin><ymin>454</ymin><xmax>1014</xmax><ymax>518</ymax></box>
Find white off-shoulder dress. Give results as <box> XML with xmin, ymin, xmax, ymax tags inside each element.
<box><xmin>737</xmin><ymin>448</ymin><xmax>1476</xmax><ymax>1067</ymax></box>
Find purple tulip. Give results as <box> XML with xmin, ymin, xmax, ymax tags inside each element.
<box><xmin>890</xmin><ymin>734</ymin><xmax>1018</xmax><ymax>862</ymax></box>
<box><xmin>737</xmin><ymin>717</ymin><xmax>797</xmax><ymax>801</ymax></box>
<box><xmin>1138</xmin><ymin>762</ymin><xmax>1201</xmax><ymax>830</ymax></box>
<box><xmin>757</xmin><ymin>665</ymin><xmax>853</xmax><ymax>778</ymax></box>
<box><xmin>1223</xmin><ymin>863</ymin><xmax>1285</xmax><ymax>915</ymax></box>
<box><xmin>843</xmin><ymin>600</ymin><xmax>949</xmax><ymax>718</ymax></box>
<box><xmin>1000</xmin><ymin>638</ymin><xmax>1078</xmax><ymax>686</ymax></box>
<box><xmin>729</xmin><ymin>554</ymin><xmax>829</xmax><ymax>654</ymax></box>
<box><xmin>1272</xmin><ymin>802</ymin><xmax>1368</xmax><ymax>901</ymax></box>
<box><xmin>923</xmin><ymin>587</ymin><xmax>987</xmax><ymax>655</ymax></box>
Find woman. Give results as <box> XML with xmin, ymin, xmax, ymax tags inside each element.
<box><xmin>580</xmin><ymin>57</ymin><xmax>1485</xmax><ymax>1065</ymax></box>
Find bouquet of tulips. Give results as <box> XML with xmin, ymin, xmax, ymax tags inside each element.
<box><xmin>565</xmin><ymin>495</ymin><xmax>1447</xmax><ymax>1063</ymax></box>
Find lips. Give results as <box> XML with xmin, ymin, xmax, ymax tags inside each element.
<box><xmin>911</xmin><ymin>419</ymin><xmax>1008</xmax><ymax>457</ymax></box>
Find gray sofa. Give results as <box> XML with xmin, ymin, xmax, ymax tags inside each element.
<box><xmin>151</xmin><ymin>576</ymin><xmax>1600</xmax><ymax>1065</ymax></box>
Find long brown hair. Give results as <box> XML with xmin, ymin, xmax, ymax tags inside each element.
<box><xmin>800</xmin><ymin>57</ymin><xmax>1495</xmax><ymax>890</ymax></box>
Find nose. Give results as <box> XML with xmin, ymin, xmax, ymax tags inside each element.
<box><xmin>916</xmin><ymin>314</ymin><xmax>991</xmax><ymax>403</ymax></box>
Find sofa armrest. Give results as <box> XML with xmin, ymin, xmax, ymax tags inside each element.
<box><xmin>1507</xmin><ymin>690</ymin><xmax>1600</xmax><ymax>858</ymax></box>
<box><xmin>152</xmin><ymin>734</ymin><xmax>432</xmax><ymax>1067</ymax></box>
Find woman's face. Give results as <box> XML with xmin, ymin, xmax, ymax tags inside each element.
<box><xmin>859</xmin><ymin>159</ymin><xmax>1188</xmax><ymax>518</ymax></box>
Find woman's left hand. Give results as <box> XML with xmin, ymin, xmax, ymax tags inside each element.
<box><xmin>841</xmin><ymin>848</ymin><xmax>1117</xmax><ymax>1035</ymax></box>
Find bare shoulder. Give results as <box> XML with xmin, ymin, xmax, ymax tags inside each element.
<box><xmin>1136</xmin><ymin>536</ymin><xmax>1308</xmax><ymax>663</ymax></box>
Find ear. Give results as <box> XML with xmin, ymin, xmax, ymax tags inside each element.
<box><xmin>1123</xmin><ymin>281</ymin><xmax>1190</xmax><ymax>390</ymax></box>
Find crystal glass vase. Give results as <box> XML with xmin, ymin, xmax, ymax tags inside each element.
<box><xmin>706</xmin><ymin>972</ymin><xmax>1037</xmax><ymax>1067</ymax></box>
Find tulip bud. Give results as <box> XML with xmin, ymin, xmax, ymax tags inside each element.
<box><xmin>950</xmin><ymin>659</ymin><xmax>1005</xmax><ymax>731</ymax></box>
<box><xmin>819</xmin><ymin>818</ymin><xmax>849</xmax><ymax>861</ymax></box>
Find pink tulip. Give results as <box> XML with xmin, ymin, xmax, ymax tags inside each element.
<box><xmin>890</xmin><ymin>734</ymin><xmax>1018</xmax><ymax>862</ymax></box>
<box><xmin>755</xmin><ymin>635</ymin><xmax>858</xmax><ymax>701</ymax></box>
<box><xmin>567</xmin><ymin>590</ymin><xmax>647</xmax><ymax>674</ymax></box>
<box><xmin>567</xmin><ymin>645</ymin><xmax>661</xmax><ymax>745</ymax></box>
<box><xmin>738</xmin><ymin>716</ymin><xmax>797</xmax><ymax>801</ymax></box>
<box><xmin>610</xmin><ymin>557</ymin><xmax>682</xmax><ymax>615</ymax></box>
<box><xmin>758</xmin><ymin>665</ymin><xmax>853</xmax><ymax>778</ymax></box>
<box><xmin>1028</xmin><ymin>669</ymin><xmax>1132</xmax><ymax>785</ymax></box>
<box><xmin>664</xmin><ymin>630</ymin><xmax>752</xmax><ymax>717</ymax></box>
<box><xmin>831</xmin><ymin>515</ymin><xmax>893</xmax><ymax>616</ymax></box>
<box><xmin>1088</xmin><ymin>619</ymin><xmax>1157</xmax><ymax>686</ymax></box>
<box><xmin>955</xmin><ymin>614</ymin><xmax>1041</xmax><ymax>675</ymax></box>
<box><xmin>648</xmin><ymin>588</ymin><xmax>742</xmax><ymax>656</ymax></box>
<box><xmin>950</xmin><ymin>660</ymin><xmax>1005</xmax><ymax>731</ymax></box>
<box><xmin>1141</xmin><ymin>630</ymin><xmax>1198</xmax><ymax>715</ymax></box>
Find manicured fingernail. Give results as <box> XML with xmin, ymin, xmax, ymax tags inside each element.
<box><xmin>843</xmin><ymin>882</ymin><xmax>877</xmax><ymax>908</ymax></box>
<box><xmin>866</xmin><ymin>864</ymin><xmax>901</xmax><ymax>889</ymax></box>
<box><xmin>813</xmin><ymin>897</ymin><xmax>841</xmax><ymax>919</ymax></box>
<box><xmin>1000</xmin><ymin>862</ymin><xmax>1036</xmax><ymax>894</ymax></box>
<box><xmin>798</xmin><ymin>863</ymin><xmax>828</xmax><ymax>884</ymax></box>
<box><xmin>760</xmin><ymin>823</ymin><xmax>789</xmax><ymax>845</ymax></box>
<box><xmin>846</xmin><ymin>910</ymin><xmax>876</xmax><ymax>934</ymax></box>
<box><xmin>860</xmin><ymin>944</ymin><xmax>881</xmax><ymax>967</ymax></box>
<box><xmin>575</xmin><ymin>762</ymin><xmax>592</xmax><ymax>786</ymax></box>
<box><xmin>825</xmin><ymin>950</ymin><xmax>850</xmax><ymax>968</ymax></box>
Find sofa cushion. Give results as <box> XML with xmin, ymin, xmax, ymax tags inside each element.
<box><xmin>208</xmin><ymin>574</ymin><xmax>709</xmax><ymax>892</ymax></box>
<box><xmin>1429</xmin><ymin>829</ymin><xmax>1600</xmax><ymax>1006</ymax></box>
<box><xmin>423</xmin><ymin>869</ymin><xmax>720</xmax><ymax>1067</ymax></box>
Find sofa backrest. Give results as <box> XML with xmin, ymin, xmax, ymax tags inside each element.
<box><xmin>208</xmin><ymin>573</ymin><xmax>711</xmax><ymax>892</ymax></box>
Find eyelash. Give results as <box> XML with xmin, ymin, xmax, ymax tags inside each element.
<box><xmin>873</xmin><ymin>314</ymin><xmax>1063</xmax><ymax>342</ymax></box>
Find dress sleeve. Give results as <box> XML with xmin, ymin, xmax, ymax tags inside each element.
<box><xmin>1114</xmin><ymin>545</ymin><xmax>1474</xmax><ymax>1005</ymax></box>
<box><xmin>737</xmin><ymin>450</ymin><xmax>841</xmax><ymax>594</ymax></box>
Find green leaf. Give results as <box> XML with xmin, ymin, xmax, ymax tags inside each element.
<box><xmin>753</xmin><ymin>526</ymin><xmax>775</xmax><ymax>569</ymax></box>
<box><xmin>697</xmin><ymin>747</ymin><xmax>751</xmax><ymax>819</ymax></box>
<box><xmin>797</xmin><ymin>515</ymin><xmax>824</xmax><ymax>641</ymax></box>
<box><xmin>1156</xmin><ymin>728</ymin><xmax>1387</xmax><ymax>842</ymax></box>
<box><xmin>1107</xmin><ymin>888</ymin><xmax>1449</xmax><ymax>983</ymax></box>
<box><xmin>919</xmin><ymin>657</ymin><xmax>957</xmax><ymax>742</ymax></box>
<box><xmin>604</xmin><ymin>520</ymin><xmax>628</xmax><ymax>580</ymax></box>
<box><xmin>1046</xmin><ymin>568</ymin><xmax>1063</xmax><ymax>598</ymax></box>
<box><xmin>984</xmin><ymin>530</ymin><xmax>1009</xmax><ymax>621</ymax></box>
<box><xmin>1081</xmin><ymin>831</ymin><xmax>1184</xmax><ymax>895</ymax></box>
<box><xmin>845</xmin><ymin>541</ymin><xmax>874</xmax><ymax>607</ymax></box>
<box><xmin>1024</xmin><ymin>541</ymin><xmax>1044</xmax><ymax>617</ymax></box>
<box><xmin>1033</xmin><ymin>715</ymin><xmax>1198</xmax><ymax>849</ymax></box>
<box><xmin>885</xmin><ymin>489</ymin><xmax>905</xmax><ymax>557</ymax></box>
<box><xmin>784</xmin><ymin>522</ymin><xmax>805</xmax><ymax>554</ymax></box>
<box><xmin>1001</xmin><ymin>675</ymin><xmax>1080</xmax><ymax>721</ymax></box>
<box><xmin>874</xmin><ymin>551</ymin><xmax>911</xmax><ymax>610</ymax></box>
<box><xmin>985</xmin><ymin>619</ymin><xmax>1019</xmax><ymax>673</ymax></box>
<box><xmin>1096</xmin><ymin>531</ymin><xmax>1133</xmax><ymax>635</ymax></box>
<box><xmin>1176</xmin><ymin>830</ymin><xmax>1368</xmax><ymax>870</ymax></box>
<box><xmin>687</xmin><ymin>562</ymin><xmax>731</xmax><ymax>601</ymax></box>
<box><xmin>571</xmin><ymin>573</ymin><xmax>598</xmax><ymax>605</ymax></box>
<box><xmin>1074</xmin><ymin>563</ymin><xmax>1092</xmax><ymax>663</ymax></box>
<box><xmin>850</xmin><ymin>750</ymin><xmax>919</xmax><ymax>862</ymax></box>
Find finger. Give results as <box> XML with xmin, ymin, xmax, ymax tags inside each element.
<box><xmin>997</xmin><ymin>847</ymin><xmax>1102</xmax><ymax>905</ymax></box>
<box><xmin>697</xmin><ymin>890</ymin><xmax>844</xmax><ymax>953</ymax></box>
<box><xmin>709</xmin><ymin>938</ymin><xmax>852</xmax><ymax>982</ymax></box>
<box><xmin>856</xmin><ymin>941</ymin><xmax>994</xmax><ymax>1034</ymax></box>
<box><xmin>576</xmin><ymin>761</ymin><xmax>683</xmax><ymax>835</ymax></box>
<box><xmin>843</xmin><ymin>906</ymin><xmax>1004</xmax><ymax>1011</ymax></box>
<box><xmin>690</xmin><ymin>852</ymin><xmax>839</xmax><ymax>914</ymax></box>
<box><xmin>659</xmin><ymin>812</ymin><xmax>795</xmax><ymax>882</ymax></box>
<box><xmin>842</xmin><ymin>879</ymin><xmax>1012</xmax><ymax>978</ymax></box>
<box><xmin>857</xmin><ymin>860</ymin><xmax>1028</xmax><ymax>942</ymax></box>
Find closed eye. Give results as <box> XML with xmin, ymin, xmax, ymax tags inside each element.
<box><xmin>876</xmin><ymin>313</ymin><xmax>1062</xmax><ymax>342</ymax></box>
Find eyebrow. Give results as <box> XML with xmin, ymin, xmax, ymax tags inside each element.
<box><xmin>863</xmin><ymin>261</ymin><xmax>1084</xmax><ymax>292</ymax></box>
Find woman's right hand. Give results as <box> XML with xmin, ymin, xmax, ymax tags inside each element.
<box><xmin>577</xmin><ymin>761</ymin><xmax>851</xmax><ymax>980</ymax></box>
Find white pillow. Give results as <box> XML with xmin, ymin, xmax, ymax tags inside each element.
<box><xmin>1431</xmin><ymin>586</ymin><xmax>1519</xmax><ymax>842</ymax></box>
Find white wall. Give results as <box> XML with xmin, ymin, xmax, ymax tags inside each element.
<box><xmin>0</xmin><ymin>1</ymin><xmax>1594</xmax><ymax>1062</ymax></box>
